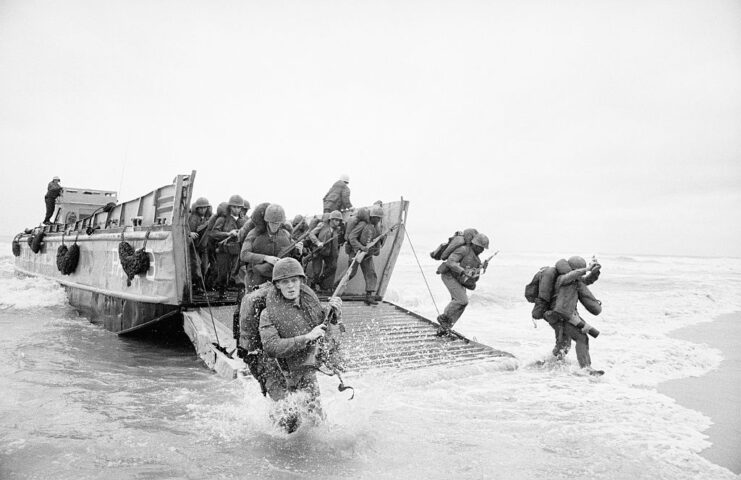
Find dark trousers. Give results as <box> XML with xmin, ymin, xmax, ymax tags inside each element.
<box><xmin>43</xmin><ymin>196</ymin><xmax>56</xmax><ymax>223</ymax></box>
<box><xmin>547</xmin><ymin>316</ymin><xmax>591</xmax><ymax>368</ymax></box>
<box><xmin>214</xmin><ymin>252</ymin><xmax>237</xmax><ymax>292</ymax></box>
<box><xmin>348</xmin><ymin>254</ymin><xmax>377</xmax><ymax>292</ymax></box>
<box><xmin>311</xmin><ymin>252</ymin><xmax>338</xmax><ymax>291</ymax></box>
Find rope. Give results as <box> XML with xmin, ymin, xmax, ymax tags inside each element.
<box><xmin>403</xmin><ymin>228</ymin><xmax>440</xmax><ymax>317</ymax></box>
<box><xmin>194</xmin><ymin>237</ymin><xmax>223</xmax><ymax>351</ymax></box>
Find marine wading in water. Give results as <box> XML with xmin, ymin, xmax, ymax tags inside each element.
<box><xmin>526</xmin><ymin>255</ymin><xmax>604</xmax><ymax>376</ymax></box>
<box><xmin>237</xmin><ymin>258</ymin><xmax>345</xmax><ymax>433</ymax></box>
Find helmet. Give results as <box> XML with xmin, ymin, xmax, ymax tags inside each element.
<box><xmin>339</xmin><ymin>174</ymin><xmax>350</xmax><ymax>183</ymax></box>
<box><xmin>369</xmin><ymin>206</ymin><xmax>383</xmax><ymax>218</ymax></box>
<box><xmin>471</xmin><ymin>233</ymin><xmax>489</xmax><ymax>249</ymax></box>
<box><xmin>264</xmin><ymin>204</ymin><xmax>286</xmax><ymax>223</ymax></box>
<box><xmin>292</xmin><ymin>214</ymin><xmax>304</xmax><ymax>226</ymax></box>
<box><xmin>192</xmin><ymin>197</ymin><xmax>210</xmax><ymax>209</ymax></box>
<box><xmin>329</xmin><ymin>210</ymin><xmax>343</xmax><ymax>221</ymax></box>
<box><xmin>567</xmin><ymin>256</ymin><xmax>587</xmax><ymax>269</ymax></box>
<box><xmin>272</xmin><ymin>258</ymin><xmax>305</xmax><ymax>282</ymax></box>
<box><xmin>242</xmin><ymin>199</ymin><xmax>251</xmax><ymax>211</ymax></box>
<box><xmin>52</xmin><ymin>176</ymin><xmax>60</xmax><ymax>181</ymax></box>
<box><xmin>228</xmin><ymin>194</ymin><xmax>244</xmax><ymax>207</ymax></box>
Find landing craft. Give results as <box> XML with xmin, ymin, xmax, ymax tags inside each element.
<box><xmin>12</xmin><ymin>171</ymin><xmax>515</xmax><ymax>377</ymax></box>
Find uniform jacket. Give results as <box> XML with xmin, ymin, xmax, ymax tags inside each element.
<box><xmin>46</xmin><ymin>181</ymin><xmax>63</xmax><ymax>200</ymax></box>
<box><xmin>437</xmin><ymin>245</ymin><xmax>481</xmax><ymax>276</ymax></box>
<box><xmin>240</xmin><ymin>227</ymin><xmax>296</xmax><ymax>278</ymax></box>
<box><xmin>259</xmin><ymin>284</ymin><xmax>329</xmax><ymax>371</ymax></box>
<box><xmin>322</xmin><ymin>180</ymin><xmax>352</xmax><ymax>212</ymax></box>
<box><xmin>308</xmin><ymin>221</ymin><xmax>340</xmax><ymax>256</ymax></box>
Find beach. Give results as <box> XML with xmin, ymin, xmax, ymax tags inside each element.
<box><xmin>658</xmin><ymin>312</ymin><xmax>741</xmax><ymax>475</ymax></box>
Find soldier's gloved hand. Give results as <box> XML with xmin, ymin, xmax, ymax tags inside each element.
<box><xmin>189</xmin><ymin>232</ymin><xmax>199</xmax><ymax>240</ymax></box>
<box><xmin>327</xmin><ymin>296</ymin><xmax>342</xmax><ymax>311</ymax></box>
<box><xmin>264</xmin><ymin>256</ymin><xmax>279</xmax><ymax>265</ymax></box>
<box><xmin>305</xmin><ymin>324</ymin><xmax>327</xmax><ymax>342</ymax></box>
<box><xmin>360</xmin><ymin>246</ymin><xmax>369</xmax><ymax>252</ymax></box>
<box><xmin>316</xmin><ymin>242</ymin><xmax>324</xmax><ymax>248</ymax></box>
<box><xmin>295</xmin><ymin>242</ymin><xmax>303</xmax><ymax>254</ymax></box>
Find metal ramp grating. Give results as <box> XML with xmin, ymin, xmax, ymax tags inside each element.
<box><xmin>339</xmin><ymin>301</ymin><xmax>515</xmax><ymax>372</ymax></box>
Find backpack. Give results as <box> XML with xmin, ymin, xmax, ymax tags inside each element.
<box><xmin>430</xmin><ymin>231</ymin><xmax>463</xmax><ymax>260</ymax></box>
<box><xmin>524</xmin><ymin>268</ymin><xmax>546</xmax><ymax>303</ymax></box>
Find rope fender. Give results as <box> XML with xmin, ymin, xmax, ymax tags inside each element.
<box><xmin>56</xmin><ymin>232</ymin><xmax>80</xmax><ymax>275</ymax></box>
<box><xmin>118</xmin><ymin>229</ymin><xmax>151</xmax><ymax>286</ymax></box>
<box><xmin>11</xmin><ymin>233</ymin><xmax>23</xmax><ymax>257</ymax></box>
<box><xmin>30</xmin><ymin>230</ymin><xmax>45</xmax><ymax>254</ymax></box>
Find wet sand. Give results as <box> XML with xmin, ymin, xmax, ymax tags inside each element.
<box><xmin>658</xmin><ymin>312</ymin><xmax>741</xmax><ymax>475</ymax></box>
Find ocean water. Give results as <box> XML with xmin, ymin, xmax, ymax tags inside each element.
<box><xmin>1</xmin><ymin>238</ymin><xmax>740</xmax><ymax>479</ymax></box>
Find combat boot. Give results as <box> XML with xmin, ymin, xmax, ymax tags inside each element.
<box><xmin>364</xmin><ymin>291</ymin><xmax>378</xmax><ymax>305</ymax></box>
<box><xmin>435</xmin><ymin>314</ymin><xmax>451</xmax><ymax>336</ymax></box>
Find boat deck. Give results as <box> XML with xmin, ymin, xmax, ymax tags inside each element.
<box><xmin>182</xmin><ymin>300</ymin><xmax>516</xmax><ymax>378</ymax></box>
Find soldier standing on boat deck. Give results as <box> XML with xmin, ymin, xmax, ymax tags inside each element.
<box><xmin>307</xmin><ymin>210</ymin><xmax>343</xmax><ymax>293</ymax></box>
<box><xmin>42</xmin><ymin>176</ymin><xmax>63</xmax><ymax>225</ymax></box>
<box><xmin>347</xmin><ymin>205</ymin><xmax>384</xmax><ymax>305</ymax></box>
<box><xmin>187</xmin><ymin>197</ymin><xmax>212</xmax><ymax>291</ymax></box>
<box><xmin>240</xmin><ymin>204</ymin><xmax>303</xmax><ymax>290</ymax></box>
<box><xmin>322</xmin><ymin>174</ymin><xmax>352</xmax><ymax>213</ymax></box>
<box><xmin>211</xmin><ymin>195</ymin><xmax>245</xmax><ymax>296</ymax></box>
<box><xmin>238</xmin><ymin>258</ymin><xmax>341</xmax><ymax>433</ymax></box>
<box><xmin>435</xmin><ymin>233</ymin><xmax>490</xmax><ymax>336</ymax></box>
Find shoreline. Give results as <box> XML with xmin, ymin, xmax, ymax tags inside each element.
<box><xmin>657</xmin><ymin>312</ymin><xmax>741</xmax><ymax>475</ymax></box>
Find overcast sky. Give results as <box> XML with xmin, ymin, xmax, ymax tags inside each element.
<box><xmin>1</xmin><ymin>0</ymin><xmax>739</xmax><ymax>257</ymax></box>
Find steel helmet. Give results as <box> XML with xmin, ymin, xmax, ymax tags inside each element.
<box><xmin>471</xmin><ymin>233</ymin><xmax>489</xmax><ymax>249</ymax></box>
<box><xmin>329</xmin><ymin>210</ymin><xmax>343</xmax><ymax>221</ymax></box>
<box><xmin>272</xmin><ymin>258</ymin><xmax>306</xmax><ymax>282</ymax></box>
<box><xmin>264</xmin><ymin>204</ymin><xmax>286</xmax><ymax>223</ymax></box>
<box><xmin>339</xmin><ymin>174</ymin><xmax>350</xmax><ymax>183</ymax></box>
<box><xmin>242</xmin><ymin>199</ymin><xmax>251</xmax><ymax>211</ymax></box>
<box><xmin>292</xmin><ymin>214</ymin><xmax>304</xmax><ymax>226</ymax></box>
<box><xmin>192</xmin><ymin>197</ymin><xmax>210</xmax><ymax>209</ymax></box>
<box><xmin>52</xmin><ymin>176</ymin><xmax>60</xmax><ymax>181</ymax></box>
<box><xmin>568</xmin><ymin>256</ymin><xmax>587</xmax><ymax>269</ymax></box>
<box><xmin>369</xmin><ymin>206</ymin><xmax>383</xmax><ymax>218</ymax></box>
<box><xmin>228</xmin><ymin>194</ymin><xmax>244</xmax><ymax>207</ymax></box>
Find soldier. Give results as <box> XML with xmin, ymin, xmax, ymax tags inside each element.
<box><xmin>322</xmin><ymin>174</ymin><xmax>352</xmax><ymax>213</ymax></box>
<box><xmin>307</xmin><ymin>210</ymin><xmax>343</xmax><ymax>293</ymax></box>
<box><xmin>187</xmin><ymin>197</ymin><xmax>211</xmax><ymax>291</ymax></box>
<box><xmin>210</xmin><ymin>195</ymin><xmax>245</xmax><ymax>296</ymax></box>
<box><xmin>291</xmin><ymin>214</ymin><xmax>310</xmax><ymax>241</ymax></box>
<box><xmin>435</xmin><ymin>233</ymin><xmax>490</xmax><ymax>336</ymax></box>
<box><xmin>240</xmin><ymin>203</ymin><xmax>302</xmax><ymax>290</ymax></box>
<box><xmin>543</xmin><ymin>256</ymin><xmax>603</xmax><ymax>375</ymax></box>
<box><xmin>240</xmin><ymin>258</ymin><xmax>342</xmax><ymax>433</ymax></box>
<box><xmin>42</xmin><ymin>176</ymin><xmax>63</xmax><ymax>225</ymax></box>
<box><xmin>347</xmin><ymin>205</ymin><xmax>384</xmax><ymax>305</ymax></box>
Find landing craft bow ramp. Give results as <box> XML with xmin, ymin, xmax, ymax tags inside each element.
<box><xmin>183</xmin><ymin>301</ymin><xmax>517</xmax><ymax>379</ymax></box>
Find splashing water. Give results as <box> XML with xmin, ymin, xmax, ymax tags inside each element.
<box><xmin>0</xmin><ymin>241</ymin><xmax>739</xmax><ymax>479</ymax></box>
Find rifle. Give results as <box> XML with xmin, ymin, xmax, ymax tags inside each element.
<box><xmin>481</xmin><ymin>250</ymin><xmax>499</xmax><ymax>274</ymax></box>
<box><xmin>277</xmin><ymin>229</ymin><xmax>312</xmax><ymax>258</ymax></box>
<box><xmin>301</xmin><ymin>232</ymin><xmax>340</xmax><ymax>267</ymax></box>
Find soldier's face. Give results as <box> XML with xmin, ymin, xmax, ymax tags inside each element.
<box><xmin>276</xmin><ymin>276</ymin><xmax>301</xmax><ymax>300</ymax></box>
<box><xmin>267</xmin><ymin>222</ymin><xmax>281</xmax><ymax>234</ymax></box>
